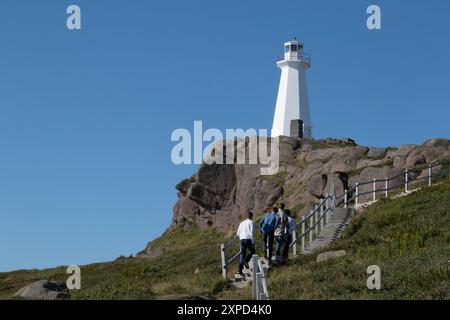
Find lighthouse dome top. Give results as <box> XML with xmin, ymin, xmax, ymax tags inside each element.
<box><xmin>282</xmin><ymin>38</ymin><xmax>309</xmax><ymax>64</ymax></box>
<box><xmin>284</xmin><ymin>38</ymin><xmax>304</xmax><ymax>51</ymax></box>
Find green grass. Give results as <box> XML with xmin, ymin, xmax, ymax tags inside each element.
<box><xmin>226</xmin><ymin>180</ymin><xmax>450</xmax><ymax>299</ymax></box>
<box><xmin>308</xmin><ymin>140</ymin><xmax>330</xmax><ymax>150</ymax></box>
<box><xmin>0</xmin><ymin>227</ymin><xmax>229</xmax><ymax>300</ymax></box>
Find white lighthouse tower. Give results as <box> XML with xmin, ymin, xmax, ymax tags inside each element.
<box><xmin>271</xmin><ymin>38</ymin><xmax>312</xmax><ymax>138</ymax></box>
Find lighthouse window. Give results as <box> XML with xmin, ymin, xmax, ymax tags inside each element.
<box><xmin>290</xmin><ymin>44</ymin><xmax>298</xmax><ymax>52</ymax></box>
<box><xmin>285</xmin><ymin>45</ymin><xmax>289</xmax><ymax>53</ymax></box>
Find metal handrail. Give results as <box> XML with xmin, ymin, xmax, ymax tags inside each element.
<box><xmin>290</xmin><ymin>206</ymin><xmax>332</xmax><ymax>246</ymax></box>
<box><xmin>223</xmin><ymin>236</ymin><xmax>239</xmax><ymax>250</ymax></box>
<box><xmin>339</xmin><ymin>162</ymin><xmax>443</xmax><ymax>196</ymax></box>
<box><xmin>341</xmin><ymin>162</ymin><xmax>447</xmax><ymax>208</ymax></box>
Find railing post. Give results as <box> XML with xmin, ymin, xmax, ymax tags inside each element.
<box><xmin>309</xmin><ymin>210</ymin><xmax>313</xmax><ymax>243</ymax></box>
<box><xmin>314</xmin><ymin>205</ymin><xmax>319</xmax><ymax>235</ymax></box>
<box><xmin>320</xmin><ymin>200</ymin><xmax>324</xmax><ymax>229</ymax></box>
<box><xmin>373</xmin><ymin>178</ymin><xmax>376</xmax><ymax>201</ymax></box>
<box><xmin>428</xmin><ymin>165</ymin><xmax>432</xmax><ymax>187</ymax></box>
<box><xmin>405</xmin><ymin>169</ymin><xmax>409</xmax><ymax>193</ymax></box>
<box><xmin>255</xmin><ymin>273</ymin><xmax>261</xmax><ymax>300</ymax></box>
<box><xmin>301</xmin><ymin>216</ymin><xmax>305</xmax><ymax>252</ymax></box>
<box><xmin>220</xmin><ymin>244</ymin><xmax>227</xmax><ymax>280</ymax></box>
<box><xmin>385</xmin><ymin>178</ymin><xmax>389</xmax><ymax>198</ymax></box>
<box><xmin>325</xmin><ymin>194</ymin><xmax>331</xmax><ymax>221</ymax></box>
<box><xmin>292</xmin><ymin>230</ymin><xmax>298</xmax><ymax>257</ymax></box>
<box><xmin>355</xmin><ymin>182</ymin><xmax>359</xmax><ymax>207</ymax></box>
<box><xmin>344</xmin><ymin>189</ymin><xmax>348</xmax><ymax>209</ymax></box>
<box><xmin>252</xmin><ymin>255</ymin><xmax>258</xmax><ymax>299</ymax></box>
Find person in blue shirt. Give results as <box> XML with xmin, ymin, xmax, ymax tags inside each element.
<box><xmin>259</xmin><ymin>207</ymin><xmax>279</xmax><ymax>261</ymax></box>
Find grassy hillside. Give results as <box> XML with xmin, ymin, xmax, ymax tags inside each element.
<box><xmin>1</xmin><ymin>181</ymin><xmax>449</xmax><ymax>300</ymax></box>
<box><xmin>0</xmin><ymin>227</ymin><xmax>228</xmax><ymax>300</ymax></box>
<box><xmin>223</xmin><ymin>180</ymin><xmax>450</xmax><ymax>299</ymax></box>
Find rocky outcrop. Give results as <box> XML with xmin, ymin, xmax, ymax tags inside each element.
<box><xmin>169</xmin><ymin>137</ymin><xmax>450</xmax><ymax>233</ymax></box>
<box><xmin>14</xmin><ymin>280</ymin><xmax>69</xmax><ymax>300</ymax></box>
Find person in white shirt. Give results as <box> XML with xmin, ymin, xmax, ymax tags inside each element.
<box><xmin>236</xmin><ymin>211</ymin><xmax>255</xmax><ymax>275</ymax></box>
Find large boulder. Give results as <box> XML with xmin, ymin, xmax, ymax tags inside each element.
<box><xmin>391</xmin><ymin>145</ymin><xmax>418</xmax><ymax>168</ymax></box>
<box><xmin>308</xmin><ymin>174</ymin><xmax>327</xmax><ymax>198</ymax></box>
<box><xmin>325</xmin><ymin>173</ymin><xmax>347</xmax><ymax>200</ymax></box>
<box><xmin>421</xmin><ymin>148</ymin><xmax>447</xmax><ymax>164</ymax></box>
<box><xmin>422</xmin><ymin>138</ymin><xmax>449</xmax><ymax>148</ymax></box>
<box><xmin>278</xmin><ymin>136</ymin><xmax>301</xmax><ymax>163</ymax></box>
<box><xmin>172</xmin><ymin>196</ymin><xmax>200</xmax><ymax>228</ymax></box>
<box><xmin>326</xmin><ymin>147</ymin><xmax>368</xmax><ymax>173</ymax></box>
<box><xmin>305</xmin><ymin>148</ymin><xmax>336</xmax><ymax>163</ymax></box>
<box><xmin>14</xmin><ymin>280</ymin><xmax>69</xmax><ymax>300</ymax></box>
<box><xmin>317</xmin><ymin>250</ymin><xmax>347</xmax><ymax>263</ymax></box>
<box><xmin>367</xmin><ymin>147</ymin><xmax>387</xmax><ymax>159</ymax></box>
<box><xmin>405</xmin><ymin>149</ymin><xmax>426</xmax><ymax>167</ymax></box>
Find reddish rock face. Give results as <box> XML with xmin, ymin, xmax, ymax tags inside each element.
<box><xmin>168</xmin><ymin>137</ymin><xmax>450</xmax><ymax>234</ymax></box>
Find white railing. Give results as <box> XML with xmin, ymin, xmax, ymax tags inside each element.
<box><xmin>220</xmin><ymin>237</ymin><xmax>240</xmax><ymax>280</ymax></box>
<box><xmin>277</xmin><ymin>53</ymin><xmax>311</xmax><ymax>64</ymax></box>
<box><xmin>337</xmin><ymin>162</ymin><xmax>449</xmax><ymax>209</ymax></box>
<box><xmin>252</xmin><ymin>255</ymin><xmax>269</xmax><ymax>300</ymax></box>
<box><xmin>289</xmin><ymin>193</ymin><xmax>336</xmax><ymax>256</ymax></box>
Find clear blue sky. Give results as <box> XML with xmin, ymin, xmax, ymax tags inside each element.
<box><xmin>0</xmin><ymin>0</ymin><xmax>449</xmax><ymax>272</ymax></box>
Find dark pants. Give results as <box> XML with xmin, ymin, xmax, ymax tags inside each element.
<box><xmin>262</xmin><ymin>231</ymin><xmax>275</xmax><ymax>261</ymax></box>
<box><xmin>282</xmin><ymin>234</ymin><xmax>292</xmax><ymax>260</ymax></box>
<box><xmin>239</xmin><ymin>239</ymin><xmax>255</xmax><ymax>273</ymax></box>
<box><xmin>275</xmin><ymin>236</ymin><xmax>285</xmax><ymax>259</ymax></box>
